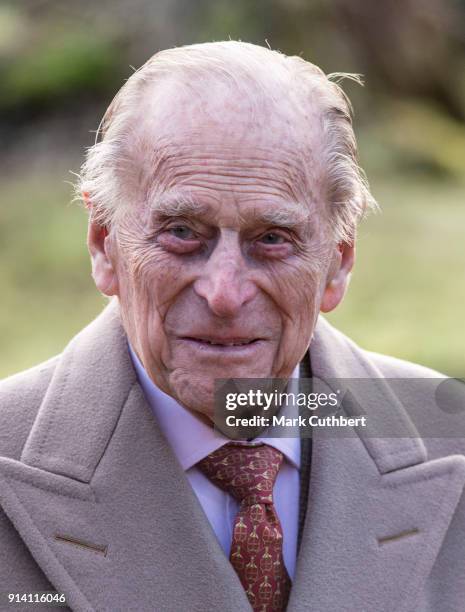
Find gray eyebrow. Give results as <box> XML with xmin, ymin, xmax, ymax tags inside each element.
<box><xmin>149</xmin><ymin>193</ymin><xmax>209</xmax><ymax>217</ymax></box>
<box><xmin>148</xmin><ymin>191</ymin><xmax>311</xmax><ymax>229</ymax></box>
<box><xmin>257</xmin><ymin>205</ymin><xmax>311</xmax><ymax>228</ymax></box>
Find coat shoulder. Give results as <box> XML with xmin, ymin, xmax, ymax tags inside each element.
<box><xmin>0</xmin><ymin>356</ymin><xmax>59</xmax><ymax>459</ymax></box>
<box><xmin>363</xmin><ymin>349</ymin><xmax>445</xmax><ymax>378</ymax></box>
<box><xmin>315</xmin><ymin>318</ymin><xmax>464</xmax><ymax>460</ymax></box>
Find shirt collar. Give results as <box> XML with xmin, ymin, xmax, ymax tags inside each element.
<box><xmin>129</xmin><ymin>343</ymin><xmax>301</xmax><ymax>471</ymax></box>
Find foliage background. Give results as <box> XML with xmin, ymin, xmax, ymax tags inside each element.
<box><xmin>1</xmin><ymin>0</ymin><xmax>464</xmax><ymax>378</ymax></box>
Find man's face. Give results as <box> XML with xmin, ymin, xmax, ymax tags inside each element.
<box><xmin>90</xmin><ymin>79</ymin><xmax>349</xmax><ymax>418</ymax></box>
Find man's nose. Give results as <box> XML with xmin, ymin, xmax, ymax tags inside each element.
<box><xmin>193</xmin><ymin>234</ymin><xmax>257</xmax><ymax>318</ymax></box>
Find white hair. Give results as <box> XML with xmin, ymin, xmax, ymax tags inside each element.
<box><xmin>76</xmin><ymin>40</ymin><xmax>378</xmax><ymax>243</ymax></box>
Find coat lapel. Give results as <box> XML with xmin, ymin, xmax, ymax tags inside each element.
<box><xmin>0</xmin><ymin>301</ymin><xmax>250</xmax><ymax>612</ymax></box>
<box><xmin>288</xmin><ymin>317</ymin><xmax>465</xmax><ymax>612</ymax></box>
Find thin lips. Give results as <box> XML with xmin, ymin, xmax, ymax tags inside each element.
<box><xmin>182</xmin><ymin>335</ymin><xmax>260</xmax><ymax>346</ymax></box>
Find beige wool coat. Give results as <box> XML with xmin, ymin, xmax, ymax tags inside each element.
<box><xmin>0</xmin><ymin>301</ymin><xmax>464</xmax><ymax>612</ymax></box>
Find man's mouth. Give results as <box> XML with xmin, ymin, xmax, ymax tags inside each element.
<box><xmin>182</xmin><ymin>336</ymin><xmax>260</xmax><ymax>347</ymax></box>
<box><xmin>179</xmin><ymin>336</ymin><xmax>263</xmax><ymax>354</ymax></box>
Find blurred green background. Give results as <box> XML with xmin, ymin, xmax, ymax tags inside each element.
<box><xmin>0</xmin><ymin>0</ymin><xmax>464</xmax><ymax>378</ymax></box>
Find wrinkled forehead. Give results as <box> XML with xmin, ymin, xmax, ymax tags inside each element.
<box><xmin>127</xmin><ymin>75</ymin><xmax>327</xmax><ymax>216</ymax></box>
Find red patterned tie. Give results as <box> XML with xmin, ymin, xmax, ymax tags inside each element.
<box><xmin>197</xmin><ymin>443</ymin><xmax>291</xmax><ymax>611</ymax></box>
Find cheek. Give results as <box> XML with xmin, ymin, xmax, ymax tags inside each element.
<box><xmin>262</xmin><ymin>258</ymin><xmax>322</xmax><ymax>326</ymax></box>
<box><xmin>115</xmin><ymin>246</ymin><xmax>193</xmax><ymax>363</ymax></box>
<box><xmin>258</xmin><ymin>258</ymin><xmax>324</xmax><ymax>374</ymax></box>
<box><xmin>119</xmin><ymin>246</ymin><xmax>186</xmax><ymax>312</ymax></box>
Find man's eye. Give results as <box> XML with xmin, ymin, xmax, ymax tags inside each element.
<box><xmin>169</xmin><ymin>225</ymin><xmax>195</xmax><ymax>240</ymax></box>
<box><xmin>259</xmin><ymin>232</ymin><xmax>285</xmax><ymax>245</ymax></box>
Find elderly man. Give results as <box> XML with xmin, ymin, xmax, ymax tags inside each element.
<box><xmin>0</xmin><ymin>41</ymin><xmax>464</xmax><ymax>612</ymax></box>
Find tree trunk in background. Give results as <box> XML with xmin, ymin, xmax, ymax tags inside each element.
<box><xmin>332</xmin><ymin>0</ymin><xmax>465</xmax><ymax>121</ymax></box>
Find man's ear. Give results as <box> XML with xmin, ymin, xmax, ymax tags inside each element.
<box><xmin>320</xmin><ymin>240</ymin><xmax>355</xmax><ymax>313</ymax></box>
<box><xmin>87</xmin><ymin>219</ymin><xmax>119</xmax><ymax>296</ymax></box>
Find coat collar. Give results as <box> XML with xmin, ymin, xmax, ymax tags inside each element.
<box><xmin>0</xmin><ymin>302</ymin><xmax>464</xmax><ymax>611</ymax></box>
<box><xmin>309</xmin><ymin>316</ymin><xmax>427</xmax><ymax>474</ymax></box>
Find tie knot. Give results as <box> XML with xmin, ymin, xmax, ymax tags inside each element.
<box><xmin>197</xmin><ymin>443</ymin><xmax>283</xmax><ymax>506</ymax></box>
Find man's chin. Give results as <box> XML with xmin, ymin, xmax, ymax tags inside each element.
<box><xmin>172</xmin><ymin>380</ymin><xmax>216</xmax><ymax>423</ymax></box>
<box><xmin>168</xmin><ymin>368</ymin><xmax>272</xmax><ymax>424</ymax></box>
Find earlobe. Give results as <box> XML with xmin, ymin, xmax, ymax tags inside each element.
<box><xmin>320</xmin><ymin>241</ymin><xmax>355</xmax><ymax>313</ymax></box>
<box><xmin>87</xmin><ymin>220</ymin><xmax>119</xmax><ymax>296</ymax></box>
